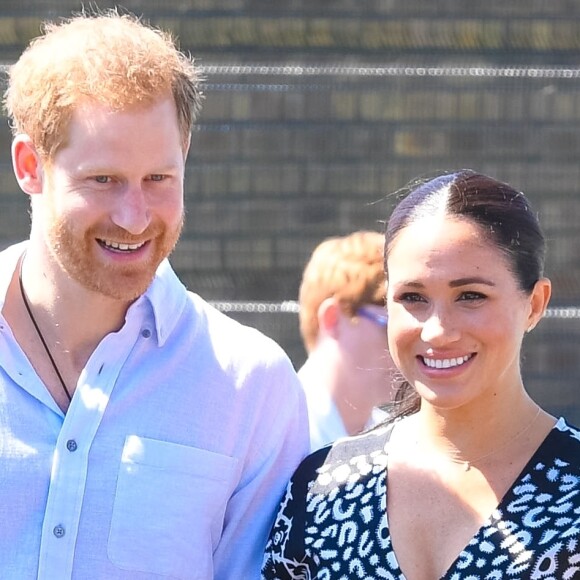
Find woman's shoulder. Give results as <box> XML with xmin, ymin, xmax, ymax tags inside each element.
<box><xmin>549</xmin><ymin>417</ymin><xmax>580</xmax><ymax>459</ymax></box>
<box><xmin>290</xmin><ymin>422</ymin><xmax>394</xmax><ymax>491</ymax></box>
<box><xmin>554</xmin><ymin>416</ymin><xmax>580</xmax><ymax>436</ymax></box>
<box><xmin>530</xmin><ymin>416</ymin><xmax>580</xmax><ymax>482</ymax></box>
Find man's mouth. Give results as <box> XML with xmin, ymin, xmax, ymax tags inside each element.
<box><xmin>98</xmin><ymin>239</ymin><xmax>147</xmax><ymax>252</ymax></box>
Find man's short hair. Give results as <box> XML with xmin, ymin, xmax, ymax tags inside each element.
<box><xmin>4</xmin><ymin>10</ymin><xmax>203</xmax><ymax>161</ymax></box>
<box><xmin>299</xmin><ymin>231</ymin><xmax>386</xmax><ymax>353</ymax></box>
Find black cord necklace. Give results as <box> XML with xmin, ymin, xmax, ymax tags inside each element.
<box><xmin>18</xmin><ymin>255</ymin><xmax>72</xmax><ymax>402</ymax></box>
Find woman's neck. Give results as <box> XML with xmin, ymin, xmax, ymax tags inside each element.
<box><xmin>406</xmin><ymin>391</ymin><xmax>543</xmax><ymax>464</ymax></box>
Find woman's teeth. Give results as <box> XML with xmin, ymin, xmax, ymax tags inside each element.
<box><xmin>422</xmin><ymin>354</ymin><xmax>472</xmax><ymax>369</ymax></box>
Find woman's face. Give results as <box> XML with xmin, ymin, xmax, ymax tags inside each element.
<box><xmin>385</xmin><ymin>214</ymin><xmax>547</xmax><ymax>411</ymax></box>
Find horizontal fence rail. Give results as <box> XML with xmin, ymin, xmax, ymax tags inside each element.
<box><xmin>211</xmin><ymin>301</ymin><xmax>580</xmax><ymax>318</ymax></box>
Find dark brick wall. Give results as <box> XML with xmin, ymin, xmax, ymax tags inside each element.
<box><xmin>1</xmin><ymin>2</ymin><xmax>579</xmax><ymax>421</ymax></box>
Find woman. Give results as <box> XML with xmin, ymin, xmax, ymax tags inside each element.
<box><xmin>261</xmin><ymin>170</ymin><xmax>580</xmax><ymax>579</ymax></box>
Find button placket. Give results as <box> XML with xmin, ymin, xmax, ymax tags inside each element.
<box><xmin>38</xmin><ymin>316</ymin><xmax>145</xmax><ymax>577</ymax></box>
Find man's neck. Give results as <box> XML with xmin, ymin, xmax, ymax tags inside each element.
<box><xmin>299</xmin><ymin>348</ymin><xmax>375</xmax><ymax>436</ymax></box>
<box><xmin>16</xmin><ymin>248</ymin><xmax>132</xmax><ymax>369</ymax></box>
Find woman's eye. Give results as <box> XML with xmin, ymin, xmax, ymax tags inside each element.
<box><xmin>459</xmin><ymin>291</ymin><xmax>486</xmax><ymax>301</ymax></box>
<box><xmin>399</xmin><ymin>292</ymin><xmax>426</xmax><ymax>303</ymax></box>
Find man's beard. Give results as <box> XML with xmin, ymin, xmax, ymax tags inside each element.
<box><xmin>46</xmin><ymin>213</ymin><xmax>184</xmax><ymax>302</ymax></box>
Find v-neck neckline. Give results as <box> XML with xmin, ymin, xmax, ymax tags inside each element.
<box><xmin>381</xmin><ymin>418</ymin><xmax>562</xmax><ymax>579</ymax></box>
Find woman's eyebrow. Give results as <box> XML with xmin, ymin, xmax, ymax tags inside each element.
<box><xmin>449</xmin><ymin>277</ymin><xmax>496</xmax><ymax>288</ymax></box>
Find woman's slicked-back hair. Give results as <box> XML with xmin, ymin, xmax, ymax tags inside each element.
<box><xmin>385</xmin><ymin>170</ymin><xmax>546</xmax><ymax>293</ymax></box>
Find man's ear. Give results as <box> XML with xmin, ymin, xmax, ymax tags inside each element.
<box><xmin>317</xmin><ymin>297</ymin><xmax>341</xmax><ymax>339</ymax></box>
<box><xmin>12</xmin><ymin>135</ymin><xmax>44</xmax><ymax>195</ymax></box>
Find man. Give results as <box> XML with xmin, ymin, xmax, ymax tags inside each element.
<box><xmin>0</xmin><ymin>11</ymin><xmax>308</xmax><ymax>579</ymax></box>
<box><xmin>298</xmin><ymin>231</ymin><xmax>397</xmax><ymax>451</ymax></box>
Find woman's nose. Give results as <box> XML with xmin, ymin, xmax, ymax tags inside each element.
<box><xmin>420</xmin><ymin>310</ymin><xmax>460</xmax><ymax>346</ymax></box>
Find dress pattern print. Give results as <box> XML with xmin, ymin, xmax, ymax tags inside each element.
<box><xmin>261</xmin><ymin>418</ymin><xmax>580</xmax><ymax>579</ymax></box>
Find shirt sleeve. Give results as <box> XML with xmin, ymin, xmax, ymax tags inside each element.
<box><xmin>212</xmin><ymin>352</ymin><xmax>311</xmax><ymax>580</ymax></box>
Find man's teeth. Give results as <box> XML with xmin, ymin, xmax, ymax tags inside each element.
<box><xmin>103</xmin><ymin>240</ymin><xmax>145</xmax><ymax>251</ymax></box>
<box><xmin>423</xmin><ymin>355</ymin><xmax>472</xmax><ymax>369</ymax></box>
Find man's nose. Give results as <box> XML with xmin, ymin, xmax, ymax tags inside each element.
<box><xmin>110</xmin><ymin>185</ymin><xmax>151</xmax><ymax>235</ymax></box>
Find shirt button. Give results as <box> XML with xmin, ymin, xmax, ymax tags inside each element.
<box><xmin>66</xmin><ymin>439</ymin><xmax>77</xmax><ymax>452</ymax></box>
<box><xmin>141</xmin><ymin>328</ymin><xmax>151</xmax><ymax>338</ymax></box>
<box><xmin>53</xmin><ymin>525</ymin><xmax>65</xmax><ymax>538</ymax></box>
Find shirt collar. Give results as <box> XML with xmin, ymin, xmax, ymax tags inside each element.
<box><xmin>0</xmin><ymin>242</ymin><xmax>187</xmax><ymax>348</ymax></box>
<box><xmin>130</xmin><ymin>258</ymin><xmax>187</xmax><ymax>347</ymax></box>
<box><xmin>0</xmin><ymin>241</ymin><xmax>27</xmax><ymax>307</ymax></box>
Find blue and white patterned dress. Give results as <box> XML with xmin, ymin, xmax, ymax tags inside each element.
<box><xmin>262</xmin><ymin>418</ymin><xmax>580</xmax><ymax>579</ymax></box>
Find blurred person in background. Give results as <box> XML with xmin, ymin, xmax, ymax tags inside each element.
<box><xmin>298</xmin><ymin>231</ymin><xmax>397</xmax><ymax>451</ymax></box>
<box><xmin>0</xmin><ymin>10</ymin><xmax>308</xmax><ymax>579</ymax></box>
<box><xmin>262</xmin><ymin>170</ymin><xmax>579</xmax><ymax>579</ymax></box>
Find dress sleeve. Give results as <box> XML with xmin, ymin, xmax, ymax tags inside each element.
<box><xmin>261</xmin><ymin>447</ymin><xmax>331</xmax><ymax>579</ymax></box>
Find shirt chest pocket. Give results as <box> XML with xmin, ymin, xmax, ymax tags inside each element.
<box><xmin>108</xmin><ymin>435</ymin><xmax>239</xmax><ymax>579</ymax></box>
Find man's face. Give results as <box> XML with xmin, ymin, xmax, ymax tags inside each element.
<box><xmin>338</xmin><ymin>303</ymin><xmax>396</xmax><ymax>408</ymax></box>
<box><xmin>37</xmin><ymin>96</ymin><xmax>187</xmax><ymax>301</ymax></box>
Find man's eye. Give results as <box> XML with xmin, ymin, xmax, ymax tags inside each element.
<box><xmin>150</xmin><ymin>174</ymin><xmax>165</xmax><ymax>182</ymax></box>
<box><xmin>94</xmin><ymin>176</ymin><xmax>110</xmax><ymax>184</ymax></box>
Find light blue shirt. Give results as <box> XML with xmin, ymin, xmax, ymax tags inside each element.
<box><xmin>300</xmin><ymin>369</ymin><xmax>388</xmax><ymax>452</ymax></box>
<box><xmin>0</xmin><ymin>242</ymin><xmax>309</xmax><ymax>579</ymax></box>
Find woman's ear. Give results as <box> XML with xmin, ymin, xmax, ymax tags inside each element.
<box><xmin>12</xmin><ymin>135</ymin><xmax>44</xmax><ymax>195</ymax></box>
<box><xmin>526</xmin><ymin>277</ymin><xmax>552</xmax><ymax>333</ymax></box>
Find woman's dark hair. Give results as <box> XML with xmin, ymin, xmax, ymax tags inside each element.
<box><xmin>384</xmin><ymin>169</ymin><xmax>546</xmax><ymax>418</ymax></box>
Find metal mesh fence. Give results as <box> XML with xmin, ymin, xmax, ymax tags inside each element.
<box><xmin>0</xmin><ymin>2</ymin><xmax>579</xmax><ymax>422</ymax></box>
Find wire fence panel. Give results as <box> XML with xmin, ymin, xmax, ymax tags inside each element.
<box><xmin>0</xmin><ymin>2</ymin><xmax>579</xmax><ymax>421</ymax></box>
